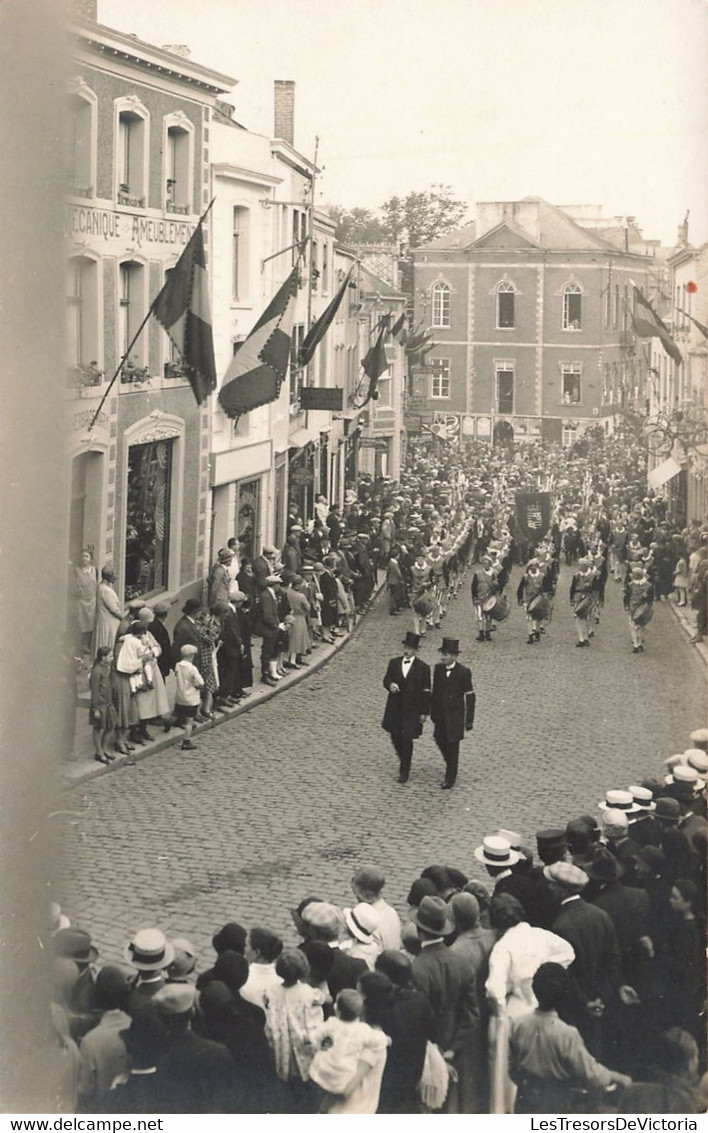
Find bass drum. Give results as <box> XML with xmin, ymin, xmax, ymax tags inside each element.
<box><xmin>489</xmin><ymin>595</ymin><xmax>510</xmax><ymax>622</ymax></box>
<box><xmin>481</xmin><ymin>593</ymin><xmax>498</xmax><ymax>613</ymax></box>
<box><xmin>527</xmin><ymin>593</ymin><xmax>549</xmax><ymax>621</ymax></box>
<box><xmin>573</xmin><ymin>594</ymin><xmax>594</xmax><ymax>619</ymax></box>
<box><xmin>412</xmin><ymin>590</ymin><xmax>435</xmax><ymax>616</ymax></box>
<box><xmin>630</xmin><ymin>601</ymin><xmax>654</xmax><ymax>626</ymax></box>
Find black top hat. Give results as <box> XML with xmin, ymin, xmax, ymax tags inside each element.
<box><xmin>402</xmin><ymin>631</ymin><xmax>422</xmax><ymax>649</ymax></box>
<box><xmin>439</xmin><ymin>637</ymin><xmax>460</xmax><ymax>654</ymax></box>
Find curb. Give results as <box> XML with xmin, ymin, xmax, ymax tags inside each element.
<box><xmin>62</xmin><ymin>581</ymin><xmax>385</xmax><ymax>791</ymax></box>
<box><xmin>666</xmin><ymin>596</ymin><xmax>708</xmax><ymax>669</ymax></box>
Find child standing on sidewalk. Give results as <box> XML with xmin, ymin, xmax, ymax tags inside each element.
<box><xmin>89</xmin><ymin>646</ymin><xmax>117</xmax><ymax>764</ymax></box>
<box><xmin>174</xmin><ymin>644</ymin><xmax>204</xmax><ymax>751</ymax></box>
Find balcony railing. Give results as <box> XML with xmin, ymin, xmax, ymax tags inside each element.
<box><xmin>166</xmin><ymin>201</ymin><xmax>190</xmax><ymax>215</ymax></box>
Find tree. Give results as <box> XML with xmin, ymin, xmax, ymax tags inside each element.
<box><xmin>380</xmin><ymin>184</ymin><xmax>468</xmax><ymax>251</ymax></box>
<box><xmin>327</xmin><ymin>205</ymin><xmax>387</xmax><ymax>246</ymax></box>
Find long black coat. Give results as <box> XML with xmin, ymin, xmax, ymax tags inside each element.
<box><xmin>382</xmin><ymin>656</ymin><xmax>431</xmax><ymax>739</ymax></box>
<box><xmin>431</xmin><ymin>661</ymin><xmax>475</xmax><ymax>742</ymax></box>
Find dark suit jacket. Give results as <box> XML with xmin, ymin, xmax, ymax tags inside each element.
<box><xmin>318</xmin><ymin>570</ymin><xmax>339</xmax><ymax>627</ymax></box>
<box><xmin>495</xmin><ymin>869</ymin><xmax>559</xmax><ymax>930</ymax></box>
<box><xmin>326</xmin><ymin>948</ymin><xmax>368</xmax><ymax>1000</ymax></box>
<box><xmin>172</xmin><ymin>615</ymin><xmax>201</xmax><ymax>667</ymax></box>
<box><xmin>431</xmin><ymin>662</ymin><xmax>475</xmax><ymax>741</ymax></box>
<box><xmin>156</xmin><ymin>1030</ymin><xmax>240</xmax><ymax>1113</ymax></box>
<box><xmin>411</xmin><ymin>941</ymin><xmax>479</xmax><ymax>1052</ymax></box>
<box><xmin>382</xmin><ymin>655</ymin><xmax>431</xmax><ymax>739</ymax></box>
<box><xmin>591</xmin><ymin>880</ymin><xmax>650</xmax><ymax>980</ymax></box>
<box><xmin>551</xmin><ymin>896</ymin><xmax>622</xmax><ymax>1004</ymax></box>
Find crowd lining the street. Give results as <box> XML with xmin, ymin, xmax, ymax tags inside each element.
<box><xmin>54</xmin><ymin>430</ymin><xmax>708</xmax><ymax>1113</ymax></box>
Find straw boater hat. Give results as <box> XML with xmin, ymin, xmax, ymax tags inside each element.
<box><xmin>343</xmin><ymin>903</ymin><xmax>379</xmax><ymax>944</ymax></box>
<box><xmin>664</xmin><ymin>765</ymin><xmax>706</xmax><ymax>793</ymax></box>
<box><xmin>598</xmin><ymin>789</ymin><xmax>640</xmax><ymax>814</ymax></box>
<box><xmin>474</xmin><ymin>835</ymin><xmax>520</xmax><ymax>868</ymax></box>
<box><xmin>628</xmin><ymin>785</ymin><xmax>656</xmax><ymax>813</ymax></box>
<box><xmin>124</xmin><ymin>928</ymin><xmax>175</xmax><ymax>972</ymax></box>
<box><xmin>689</xmin><ymin>728</ymin><xmax>708</xmax><ymax>751</ymax></box>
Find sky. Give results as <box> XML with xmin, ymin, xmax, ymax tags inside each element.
<box><xmin>97</xmin><ymin>0</ymin><xmax>708</xmax><ymax>248</ymax></box>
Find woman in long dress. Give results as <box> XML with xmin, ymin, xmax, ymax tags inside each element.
<box><xmin>133</xmin><ymin>607</ymin><xmax>171</xmax><ymax>739</ymax></box>
<box><xmin>73</xmin><ymin>550</ymin><xmax>98</xmax><ymax>654</ymax></box>
<box><xmin>286</xmin><ymin>577</ymin><xmax>311</xmax><ymax>667</ymax></box>
<box><xmin>95</xmin><ymin>567</ymin><xmax>125</xmax><ymax>653</ymax></box>
<box><xmin>485</xmin><ymin>893</ymin><xmax>575</xmax><ymax>1114</ymax></box>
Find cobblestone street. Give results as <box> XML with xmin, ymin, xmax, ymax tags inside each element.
<box><xmin>57</xmin><ymin>564</ymin><xmax>706</xmax><ymax>969</ymax></box>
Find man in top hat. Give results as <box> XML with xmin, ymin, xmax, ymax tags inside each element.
<box><xmin>381</xmin><ymin>631</ymin><xmax>431</xmax><ymax>784</ymax></box>
<box><xmin>430</xmin><ymin>638</ymin><xmax>476</xmax><ymax>789</ymax></box>
<box><xmin>207</xmin><ymin>548</ymin><xmax>234</xmax><ymax>611</ymax></box>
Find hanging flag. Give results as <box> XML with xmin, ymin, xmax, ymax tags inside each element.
<box><xmin>152</xmin><ymin>219</ymin><xmax>216</xmax><ymax>405</ymax></box>
<box><xmin>297</xmin><ymin>266</ymin><xmax>353</xmax><ymax>367</ymax></box>
<box><xmin>391</xmin><ymin>311</ymin><xmax>408</xmax><ymax>344</ymax></box>
<box><xmin>678</xmin><ymin>309</ymin><xmax>708</xmax><ymax>341</ymax></box>
<box><xmin>218</xmin><ymin>266</ymin><xmax>300</xmax><ymax>418</ymax></box>
<box><xmin>356</xmin><ymin>324</ymin><xmax>389</xmax><ymax>407</ymax></box>
<box><xmin>631</xmin><ymin>286</ymin><xmax>683</xmax><ymax>366</ymax></box>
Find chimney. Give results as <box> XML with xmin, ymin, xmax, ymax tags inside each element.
<box><xmin>71</xmin><ymin>0</ymin><xmax>97</xmax><ymax>19</ymax></box>
<box><xmin>274</xmin><ymin>80</ymin><xmax>295</xmax><ymax>146</ymax></box>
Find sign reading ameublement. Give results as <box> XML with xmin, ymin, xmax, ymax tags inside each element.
<box><xmin>515</xmin><ymin>492</ymin><xmax>552</xmax><ymax>543</ymax></box>
<box><xmin>299</xmin><ymin>387</ymin><xmax>344</xmax><ymax>411</ymax></box>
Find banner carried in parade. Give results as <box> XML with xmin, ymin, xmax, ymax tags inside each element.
<box><xmin>515</xmin><ymin>492</ymin><xmax>552</xmax><ymax>543</ymax></box>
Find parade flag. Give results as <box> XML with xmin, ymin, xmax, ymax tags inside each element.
<box><xmin>515</xmin><ymin>492</ymin><xmax>552</xmax><ymax>543</ymax></box>
<box><xmin>152</xmin><ymin>218</ymin><xmax>217</xmax><ymax>405</ymax></box>
<box><xmin>678</xmin><ymin>309</ymin><xmax>708</xmax><ymax>341</ymax></box>
<box><xmin>297</xmin><ymin>266</ymin><xmax>354</xmax><ymax>367</ymax></box>
<box><xmin>631</xmin><ymin>286</ymin><xmax>683</xmax><ymax>366</ymax></box>
<box><xmin>218</xmin><ymin>265</ymin><xmax>300</xmax><ymax>418</ymax></box>
<box><xmin>648</xmin><ymin>456</ymin><xmax>682</xmax><ymax>489</ymax></box>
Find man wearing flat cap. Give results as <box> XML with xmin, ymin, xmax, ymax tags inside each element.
<box><xmin>430</xmin><ymin>637</ymin><xmax>476</xmax><ymax>789</ymax></box>
<box><xmin>381</xmin><ymin>631</ymin><xmax>431</xmax><ymax>784</ymax></box>
<box><xmin>151</xmin><ymin>983</ymin><xmax>240</xmax><ymax>1112</ymax></box>
<box><xmin>545</xmin><ymin>862</ymin><xmax>637</xmax><ymax>1059</ymax></box>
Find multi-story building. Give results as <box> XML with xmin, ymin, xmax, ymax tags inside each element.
<box><xmin>661</xmin><ymin>233</ymin><xmax>708</xmax><ymax>523</ymax></box>
<box><xmin>210</xmin><ymin>83</ymin><xmax>361</xmax><ymax>554</ymax></box>
<box><xmin>356</xmin><ymin>264</ymin><xmax>407</xmax><ymax>481</ymax></box>
<box><xmin>66</xmin><ymin>10</ymin><xmax>234</xmax><ymax>609</ymax></box>
<box><xmin>411</xmin><ymin>198</ymin><xmax>658</xmax><ymax>447</ymax></box>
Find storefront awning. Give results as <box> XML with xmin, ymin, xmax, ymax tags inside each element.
<box><xmin>288</xmin><ymin>427</ymin><xmax>314</xmax><ymax>452</ymax></box>
<box><xmin>647</xmin><ymin>456</ymin><xmax>682</xmax><ymax>489</ymax></box>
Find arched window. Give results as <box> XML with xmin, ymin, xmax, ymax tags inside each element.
<box><xmin>118</xmin><ymin>259</ymin><xmax>148</xmax><ymax>381</ymax></box>
<box><xmin>67</xmin><ymin>80</ymin><xmax>97</xmax><ymax>198</ymax></box>
<box><xmin>431</xmin><ymin>281</ymin><xmax>450</xmax><ymax>328</ymax></box>
<box><xmin>164</xmin><ymin>113</ymin><xmax>194</xmax><ymax>214</ymax></box>
<box><xmin>562</xmin><ymin>283</ymin><xmax>582</xmax><ymax>330</ymax></box>
<box><xmin>496</xmin><ymin>281</ymin><xmax>515</xmax><ymax>329</ymax></box>
<box><xmin>115</xmin><ymin>97</ymin><xmax>149</xmax><ymax>206</ymax></box>
<box><xmin>66</xmin><ymin>255</ymin><xmax>100</xmax><ymax>382</ymax></box>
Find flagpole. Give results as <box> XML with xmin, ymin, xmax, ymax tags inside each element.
<box><xmin>87</xmin><ymin>198</ymin><xmax>216</xmax><ymax>431</ymax></box>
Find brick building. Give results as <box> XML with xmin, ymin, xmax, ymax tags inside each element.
<box><xmin>411</xmin><ymin>198</ymin><xmax>659</xmax><ymax>446</ymax></box>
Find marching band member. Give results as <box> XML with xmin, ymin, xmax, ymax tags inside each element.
<box><xmin>569</xmin><ymin>556</ymin><xmax>597</xmax><ymax>648</ymax></box>
<box><xmin>516</xmin><ymin>558</ymin><xmax>553</xmax><ymax>644</ymax></box>
<box><xmin>471</xmin><ymin>554</ymin><xmax>498</xmax><ymax>642</ymax></box>
<box><xmin>623</xmin><ymin>563</ymin><xmax>654</xmax><ymax>654</ymax></box>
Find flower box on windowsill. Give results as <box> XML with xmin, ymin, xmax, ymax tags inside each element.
<box><xmin>164</xmin><ymin>361</ymin><xmax>188</xmax><ymax>380</ymax></box>
<box><xmin>117</xmin><ymin>188</ymin><xmax>145</xmax><ymax>209</ymax></box>
<box><xmin>166</xmin><ymin>201</ymin><xmax>190</xmax><ymax>215</ymax></box>
<box><xmin>120</xmin><ymin>363</ymin><xmax>152</xmax><ymax>387</ymax></box>
<box><xmin>67</xmin><ymin>362</ymin><xmax>103</xmax><ymax>390</ymax></box>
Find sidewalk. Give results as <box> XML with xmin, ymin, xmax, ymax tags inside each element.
<box><xmin>668</xmin><ymin>593</ymin><xmax>708</xmax><ymax>669</ymax></box>
<box><xmin>63</xmin><ymin>578</ymin><xmax>385</xmax><ymax>790</ymax></box>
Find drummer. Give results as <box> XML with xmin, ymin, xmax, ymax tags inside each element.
<box><xmin>569</xmin><ymin>556</ymin><xmax>597</xmax><ymax>648</ymax></box>
<box><xmin>623</xmin><ymin>563</ymin><xmax>654</xmax><ymax>654</ymax></box>
<box><xmin>517</xmin><ymin>558</ymin><xmax>553</xmax><ymax>644</ymax></box>
<box><xmin>471</xmin><ymin>553</ymin><xmax>498</xmax><ymax>642</ymax></box>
